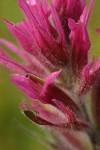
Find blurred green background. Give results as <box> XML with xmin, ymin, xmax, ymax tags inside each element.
<box><xmin>0</xmin><ymin>0</ymin><xmax>100</xmax><ymax>150</ymax></box>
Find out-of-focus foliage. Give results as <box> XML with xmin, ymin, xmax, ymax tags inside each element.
<box><xmin>88</xmin><ymin>0</ymin><xmax>100</xmax><ymax>58</ymax></box>
<box><xmin>0</xmin><ymin>0</ymin><xmax>100</xmax><ymax>150</ymax></box>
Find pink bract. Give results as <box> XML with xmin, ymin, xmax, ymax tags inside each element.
<box><xmin>0</xmin><ymin>0</ymin><xmax>100</xmax><ymax>150</ymax></box>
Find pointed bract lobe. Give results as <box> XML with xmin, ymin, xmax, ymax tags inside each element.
<box><xmin>40</xmin><ymin>69</ymin><xmax>61</xmax><ymax>97</ymax></box>
<box><xmin>0</xmin><ymin>48</ymin><xmax>31</xmax><ymax>73</ymax></box>
<box><xmin>68</xmin><ymin>14</ymin><xmax>91</xmax><ymax>78</ymax></box>
<box><xmin>78</xmin><ymin>57</ymin><xmax>100</xmax><ymax>95</ymax></box>
<box><xmin>11</xmin><ymin>74</ymin><xmax>41</xmax><ymax>100</ymax></box>
<box><xmin>0</xmin><ymin>38</ymin><xmax>28</xmax><ymax>61</ymax></box>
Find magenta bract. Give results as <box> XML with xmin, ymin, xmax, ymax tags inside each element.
<box><xmin>0</xmin><ymin>0</ymin><xmax>100</xmax><ymax>149</ymax></box>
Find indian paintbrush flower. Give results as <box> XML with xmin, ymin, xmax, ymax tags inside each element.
<box><xmin>0</xmin><ymin>0</ymin><xmax>100</xmax><ymax>149</ymax></box>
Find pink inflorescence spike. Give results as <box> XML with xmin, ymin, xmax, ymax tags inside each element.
<box><xmin>0</xmin><ymin>0</ymin><xmax>100</xmax><ymax>149</ymax></box>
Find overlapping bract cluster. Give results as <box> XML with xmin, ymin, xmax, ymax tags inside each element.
<box><xmin>0</xmin><ymin>0</ymin><xmax>100</xmax><ymax>149</ymax></box>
